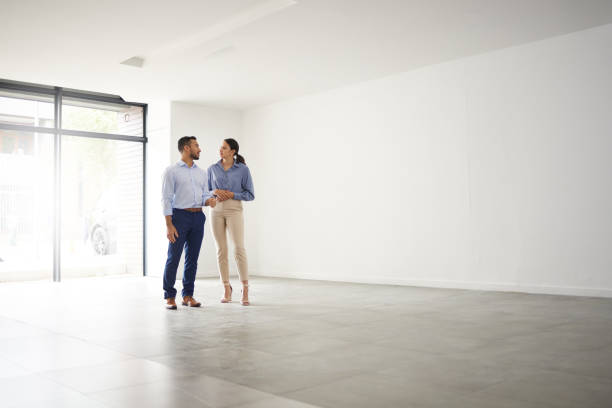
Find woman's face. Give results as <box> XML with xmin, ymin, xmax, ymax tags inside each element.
<box><xmin>219</xmin><ymin>141</ymin><xmax>235</xmax><ymax>160</ymax></box>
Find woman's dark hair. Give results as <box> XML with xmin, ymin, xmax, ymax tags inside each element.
<box><xmin>178</xmin><ymin>136</ymin><xmax>196</xmax><ymax>152</ymax></box>
<box><xmin>224</xmin><ymin>138</ymin><xmax>245</xmax><ymax>164</ymax></box>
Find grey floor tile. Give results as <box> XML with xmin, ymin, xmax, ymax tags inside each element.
<box><xmin>284</xmin><ymin>372</ymin><xmax>474</xmax><ymax>408</ymax></box>
<box><xmin>0</xmin><ymin>334</ymin><xmax>131</xmax><ymax>372</ymax></box>
<box><xmin>231</xmin><ymin>396</ymin><xmax>322</xmax><ymax>408</ymax></box>
<box><xmin>450</xmin><ymin>393</ymin><xmax>555</xmax><ymax>408</ymax></box>
<box><xmin>0</xmin><ymin>356</ymin><xmax>31</xmax><ymax>379</ymax></box>
<box><xmin>0</xmin><ymin>374</ymin><xmax>87</xmax><ymax>407</ymax></box>
<box><xmin>150</xmin><ymin>345</ymin><xmax>278</xmax><ymax>373</ymax></box>
<box><xmin>542</xmin><ymin>345</ymin><xmax>612</xmax><ymax>380</ymax></box>
<box><xmin>475</xmin><ymin>369</ymin><xmax>612</xmax><ymax>408</ymax></box>
<box><xmin>8</xmin><ymin>393</ymin><xmax>111</xmax><ymax>408</ymax></box>
<box><xmin>98</xmin><ymin>333</ymin><xmax>212</xmax><ymax>358</ymax></box>
<box><xmin>90</xmin><ymin>380</ymin><xmax>212</xmax><ymax>408</ymax></box>
<box><xmin>42</xmin><ymin>358</ymin><xmax>180</xmax><ymax>393</ymax></box>
<box><xmin>212</xmin><ymin>354</ymin><xmax>361</xmax><ymax>394</ymax></box>
<box><xmin>175</xmin><ymin>374</ymin><xmax>274</xmax><ymax>407</ymax></box>
<box><xmin>244</xmin><ymin>334</ymin><xmax>352</xmax><ymax>356</ymax></box>
<box><xmin>376</xmin><ymin>356</ymin><xmax>513</xmax><ymax>393</ymax></box>
<box><xmin>0</xmin><ymin>318</ymin><xmax>53</xmax><ymax>340</ymax></box>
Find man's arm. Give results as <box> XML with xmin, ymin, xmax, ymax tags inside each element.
<box><xmin>162</xmin><ymin>169</ymin><xmax>178</xmax><ymax>243</ymax></box>
<box><xmin>161</xmin><ymin>168</ymin><xmax>174</xmax><ymax>217</ymax></box>
<box><xmin>203</xmin><ymin>169</ymin><xmax>216</xmax><ymax>207</ymax></box>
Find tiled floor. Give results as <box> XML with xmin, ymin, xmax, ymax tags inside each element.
<box><xmin>0</xmin><ymin>276</ymin><xmax>611</xmax><ymax>407</ymax></box>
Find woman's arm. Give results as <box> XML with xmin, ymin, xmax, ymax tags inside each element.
<box><xmin>233</xmin><ymin>167</ymin><xmax>254</xmax><ymax>201</ymax></box>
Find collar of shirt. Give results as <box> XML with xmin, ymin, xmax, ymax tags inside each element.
<box><xmin>216</xmin><ymin>159</ymin><xmax>240</xmax><ymax>170</ymax></box>
<box><xmin>178</xmin><ymin>160</ymin><xmax>198</xmax><ymax>168</ymax></box>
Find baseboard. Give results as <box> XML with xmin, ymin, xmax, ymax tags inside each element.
<box><xmin>249</xmin><ymin>271</ymin><xmax>612</xmax><ymax>298</ymax></box>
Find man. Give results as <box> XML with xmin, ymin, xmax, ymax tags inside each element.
<box><xmin>161</xmin><ymin>136</ymin><xmax>216</xmax><ymax>309</ymax></box>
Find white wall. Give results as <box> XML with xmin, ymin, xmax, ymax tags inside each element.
<box><xmin>242</xmin><ymin>23</ymin><xmax>612</xmax><ymax>297</ymax></box>
<box><xmin>145</xmin><ymin>100</ymin><xmax>171</xmax><ymax>279</ymax></box>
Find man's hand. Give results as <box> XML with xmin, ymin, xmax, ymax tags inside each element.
<box><xmin>166</xmin><ymin>223</ymin><xmax>179</xmax><ymax>243</ymax></box>
<box><xmin>205</xmin><ymin>198</ymin><xmax>217</xmax><ymax>208</ymax></box>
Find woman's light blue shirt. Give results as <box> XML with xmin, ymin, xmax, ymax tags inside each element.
<box><xmin>207</xmin><ymin>160</ymin><xmax>255</xmax><ymax>201</ymax></box>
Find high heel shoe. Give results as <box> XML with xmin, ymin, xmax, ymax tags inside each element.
<box><xmin>240</xmin><ymin>284</ymin><xmax>250</xmax><ymax>306</ymax></box>
<box><xmin>221</xmin><ymin>283</ymin><xmax>232</xmax><ymax>303</ymax></box>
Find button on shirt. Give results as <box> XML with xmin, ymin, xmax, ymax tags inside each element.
<box><xmin>161</xmin><ymin>160</ymin><xmax>213</xmax><ymax>216</ymax></box>
<box><xmin>207</xmin><ymin>160</ymin><xmax>255</xmax><ymax>201</ymax></box>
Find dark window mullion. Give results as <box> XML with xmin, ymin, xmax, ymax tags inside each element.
<box><xmin>0</xmin><ymin>123</ymin><xmax>57</xmax><ymax>134</ymax></box>
<box><xmin>59</xmin><ymin>128</ymin><xmax>146</xmax><ymax>143</ymax></box>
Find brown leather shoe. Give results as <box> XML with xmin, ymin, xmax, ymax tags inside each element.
<box><xmin>182</xmin><ymin>296</ymin><xmax>202</xmax><ymax>307</ymax></box>
<box><xmin>166</xmin><ymin>298</ymin><xmax>177</xmax><ymax>310</ymax></box>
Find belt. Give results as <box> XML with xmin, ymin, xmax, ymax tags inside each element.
<box><xmin>176</xmin><ymin>208</ymin><xmax>202</xmax><ymax>213</ymax></box>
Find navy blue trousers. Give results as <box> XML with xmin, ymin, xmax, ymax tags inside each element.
<box><xmin>163</xmin><ymin>209</ymin><xmax>205</xmax><ymax>299</ymax></box>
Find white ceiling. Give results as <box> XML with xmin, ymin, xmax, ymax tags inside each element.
<box><xmin>2</xmin><ymin>0</ymin><xmax>612</xmax><ymax>109</ymax></box>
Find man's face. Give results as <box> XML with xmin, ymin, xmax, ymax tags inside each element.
<box><xmin>186</xmin><ymin>140</ymin><xmax>201</xmax><ymax>160</ymax></box>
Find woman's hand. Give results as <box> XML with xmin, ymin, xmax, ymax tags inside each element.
<box><xmin>214</xmin><ymin>189</ymin><xmax>234</xmax><ymax>201</ymax></box>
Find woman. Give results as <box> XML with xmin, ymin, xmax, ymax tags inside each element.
<box><xmin>208</xmin><ymin>138</ymin><xmax>255</xmax><ymax>305</ymax></box>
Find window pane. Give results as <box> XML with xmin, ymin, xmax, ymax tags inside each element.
<box><xmin>61</xmin><ymin>137</ymin><xmax>143</xmax><ymax>278</ymax></box>
<box><xmin>0</xmin><ymin>90</ymin><xmax>54</xmax><ymax>128</ymax></box>
<box><xmin>62</xmin><ymin>98</ymin><xmax>143</xmax><ymax>137</ymax></box>
<box><xmin>0</xmin><ymin>130</ymin><xmax>54</xmax><ymax>281</ymax></box>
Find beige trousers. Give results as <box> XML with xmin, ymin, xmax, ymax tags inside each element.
<box><xmin>210</xmin><ymin>199</ymin><xmax>248</xmax><ymax>282</ymax></box>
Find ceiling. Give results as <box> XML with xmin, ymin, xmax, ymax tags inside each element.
<box><xmin>2</xmin><ymin>0</ymin><xmax>612</xmax><ymax>109</ymax></box>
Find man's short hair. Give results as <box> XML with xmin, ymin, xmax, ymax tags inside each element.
<box><xmin>178</xmin><ymin>136</ymin><xmax>197</xmax><ymax>152</ymax></box>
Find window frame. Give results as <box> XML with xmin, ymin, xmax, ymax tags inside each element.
<box><xmin>0</xmin><ymin>79</ymin><xmax>148</xmax><ymax>281</ymax></box>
